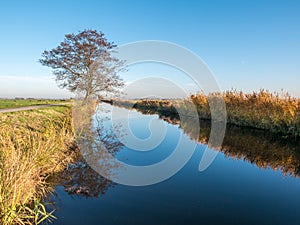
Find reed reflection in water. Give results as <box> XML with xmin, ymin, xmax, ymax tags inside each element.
<box><xmin>133</xmin><ymin>105</ymin><xmax>300</xmax><ymax>178</ymax></box>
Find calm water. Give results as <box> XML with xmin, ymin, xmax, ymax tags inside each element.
<box><xmin>48</xmin><ymin>103</ymin><xmax>300</xmax><ymax>225</ymax></box>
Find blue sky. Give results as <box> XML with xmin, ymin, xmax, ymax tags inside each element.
<box><xmin>0</xmin><ymin>0</ymin><xmax>299</xmax><ymax>98</ymax></box>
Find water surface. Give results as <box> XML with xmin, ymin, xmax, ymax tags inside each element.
<box><xmin>49</xmin><ymin>103</ymin><xmax>300</xmax><ymax>225</ymax></box>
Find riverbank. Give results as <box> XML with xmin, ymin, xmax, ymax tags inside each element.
<box><xmin>0</xmin><ymin>106</ymin><xmax>76</xmax><ymax>225</ymax></box>
<box><xmin>115</xmin><ymin>90</ymin><xmax>300</xmax><ymax>137</ymax></box>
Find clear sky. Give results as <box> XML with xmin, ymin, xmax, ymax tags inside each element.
<box><xmin>0</xmin><ymin>0</ymin><xmax>299</xmax><ymax>98</ymax></box>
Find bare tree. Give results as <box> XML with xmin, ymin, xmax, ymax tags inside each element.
<box><xmin>39</xmin><ymin>30</ymin><xmax>124</xmax><ymax>100</ymax></box>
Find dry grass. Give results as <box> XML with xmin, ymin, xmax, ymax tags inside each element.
<box><xmin>116</xmin><ymin>90</ymin><xmax>300</xmax><ymax>137</ymax></box>
<box><xmin>0</xmin><ymin>106</ymin><xmax>75</xmax><ymax>225</ymax></box>
<box><xmin>191</xmin><ymin>90</ymin><xmax>300</xmax><ymax>136</ymax></box>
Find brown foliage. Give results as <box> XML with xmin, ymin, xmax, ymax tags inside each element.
<box><xmin>40</xmin><ymin>30</ymin><xmax>124</xmax><ymax>99</ymax></box>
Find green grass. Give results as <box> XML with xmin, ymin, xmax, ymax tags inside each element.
<box><xmin>0</xmin><ymin>99</ymin><xmax>71</xmax><ymax>109</ymax></box>
<box><xmin>0</xmin><ymin>105</ymin><xmax>75</xmax><ymax>225</ymax></box>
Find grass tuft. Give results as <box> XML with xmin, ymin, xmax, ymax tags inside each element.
<box><xmin>0</xmin><ymin>106</ymin><xmax>75</xmax><ymax>225</ymax></box>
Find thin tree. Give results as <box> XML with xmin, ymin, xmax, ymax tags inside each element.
<box><xmin>40</xmin><ymin>30</ymin><xmax>124</xmax><ymax>100</ymax></box>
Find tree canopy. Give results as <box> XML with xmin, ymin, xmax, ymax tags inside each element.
<box><xmin>40</xmin><ymin>29</ymin><xmax>124</xmax><ymax>99</ymax></box>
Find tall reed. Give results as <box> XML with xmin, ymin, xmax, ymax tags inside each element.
<box><xmin>191</xmin><ymin>90</ymin><xmax>300</xmax><ymax>136</ymax></box>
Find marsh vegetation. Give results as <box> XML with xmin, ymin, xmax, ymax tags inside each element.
<box><xmin>116</xmin><ymin>90</ymin><xmax>300</xmax><ymax>137</ymax></box>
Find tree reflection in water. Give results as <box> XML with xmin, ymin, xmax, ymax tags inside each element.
<box><xmin>53</xmin><ymin>101</ymin><xmax>124</xmax><ymax>198</ymax></box>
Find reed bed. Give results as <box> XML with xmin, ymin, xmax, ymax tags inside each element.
<box><xmin>116</xmin><ymin>90</ymin><xmax>300</xmax><ymax>137</ymax></box>
<box><xmin>0</xmin><ymin>106</ymin><xmax>75</xmax><ymax>225</ymax></box>
<box><xmin>191</xmin><ymin>90</ymin><xmax>300</xmax><ymax>136</ymax></box>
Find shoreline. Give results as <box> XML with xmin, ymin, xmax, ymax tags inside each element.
<box><xmin>114</xmin><ymin>90</ymin><xmax>300</xmax><ymax>138</ymax></box>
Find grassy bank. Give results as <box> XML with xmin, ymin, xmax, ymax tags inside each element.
<box><xmin>191</xmin><ymin>90</ymin><xmax>300</xmax><ymax>137</ymax></box>
<box><xmin>0</xmin><ymin>99</ymin><xmax>71</xmax><ymax>109</ymax></box>
<box><xmin>0</xmin><ymin>106</ymin><xmax>75</xmax><ymax>225</ymax></box>
<box><xmin>116</xmin><ymin>90</ymin><xmax>300</xmax><ymax>137</ymax></box>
